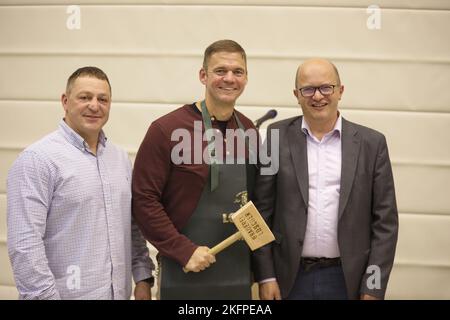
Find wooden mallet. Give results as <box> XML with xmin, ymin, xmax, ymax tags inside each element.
<box><xmin>184</xmin><ymin>201</ymin><xmax>275</xmax><ymax>272</ymax></box>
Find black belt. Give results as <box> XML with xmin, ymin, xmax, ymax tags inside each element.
<box><xmin>300</xmin><ymin>257</ymin><xmax>341</xmax><ymax>272</ymax></box>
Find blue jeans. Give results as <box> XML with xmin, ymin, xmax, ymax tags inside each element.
<box><xmin>286</xmin><ymin>265</ymin><xmax>348</xmax><ymax>300</ymax></box>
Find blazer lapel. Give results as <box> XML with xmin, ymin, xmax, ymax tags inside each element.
<box><xmin>338</xmin><ymin>118</ymin><xmax>361</xmax><ymax>219</ymax></box>
<box><xmin>288</xmin><ymin>117</ymin><xmax>309</xmax><ymax>207</ymax></box>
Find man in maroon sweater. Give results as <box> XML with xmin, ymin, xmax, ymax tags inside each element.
<box><xmin>132</xmin><ymin>40</ymin><xmax>258</xmax><ymax>299</ymax></box>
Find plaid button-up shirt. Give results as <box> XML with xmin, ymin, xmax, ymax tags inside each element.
<box><xmin>7</xmin><ymin>120</ymin><xmax>153</xmax><ymax>299</ymax></box>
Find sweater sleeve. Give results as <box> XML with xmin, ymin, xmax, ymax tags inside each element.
<box><xmin>132</xmin><ymin>122</ymin><xmax>198</xmax><ymax>267</ymax></box>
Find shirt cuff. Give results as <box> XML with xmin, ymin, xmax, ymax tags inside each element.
<box><xmin>138</xmin><ymin>277</ymin><xmax>155</xmax><ymax>287</ymax></box>
<box><xmin>132</xmin><ymin>266</ymin><xmax>153</xmax><ymax>284</ymax></box>
<box><xmin>259</xmin><ymin>278</ymin><xmax>277</xmax><ymax>284</ymax></box>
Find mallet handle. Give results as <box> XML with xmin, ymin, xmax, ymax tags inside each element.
<box><xmin>182</xmin><ymin>231</ymin><xmax>243</xmax><ymax>273</ymax></box>
<box><xmin>208</xmin><ymin>231</ymin><xmax>243</xmax><ymax>255</ymax></box>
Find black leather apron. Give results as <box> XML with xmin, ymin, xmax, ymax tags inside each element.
<box><xmin>159</xmin><ymin>101</ymin><xmax>253</xmax><ymax>299</ymax></box>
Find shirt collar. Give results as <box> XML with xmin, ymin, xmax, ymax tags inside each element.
<box><xmin>301</xmin><ymin>113</ymin><xmax>342</xmax><ymax>139</ymax></box>
<box><xmin>59</xmin><ymin>119</ymin><xmax>107</xmax><ymax>152</ymax></box>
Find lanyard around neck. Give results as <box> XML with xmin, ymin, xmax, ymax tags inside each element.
<box><xmin>200</xmin><ymin>100</ymin><xmax>220</xmax><ymax>191</ymax></box>
<box><xmin>200</xmin><ymin>100</ymin><xmax>247</xmax><ymax>191</ymax></box>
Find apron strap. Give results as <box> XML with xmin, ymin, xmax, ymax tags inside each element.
<box><xmin>200</xmin><ymin>100</ymin><xmax>249</xmax><ymax>192</ymax></box>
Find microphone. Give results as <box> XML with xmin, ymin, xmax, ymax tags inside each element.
<box><xmin>254</xmin><ymin>109</ymin><xmax>277</xmax><ymax>129</ymax></box>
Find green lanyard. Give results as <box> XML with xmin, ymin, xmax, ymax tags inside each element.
<box><xmin>200</xmin><ymin>100</ymin><xmax>219</xmax><ymax>191</ymax></box>
<box><xmin>200</xmin><ymin>100</ymin><xmax>246</xmax><ymax>191</ymax></box>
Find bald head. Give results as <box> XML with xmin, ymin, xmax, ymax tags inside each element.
<box><xmin>295</xmin><ymin>58</ymin><xmax>341</xmax><ymax>89</ymax></box>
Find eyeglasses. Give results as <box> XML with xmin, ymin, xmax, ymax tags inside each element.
<box><xmin>297</xmin><ymin>85</ymin><xmax>338</xmax><ymax>97</ymax></box>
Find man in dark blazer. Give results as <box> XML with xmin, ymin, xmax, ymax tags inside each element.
<box><xmin>252</xmin><ymin>58</ymin><xmax>398</xmax><ymax>300</ymax></box>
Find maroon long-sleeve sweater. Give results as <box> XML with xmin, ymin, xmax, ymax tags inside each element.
<box><xmin>132</xmin><ymin>104</ymin><xmax>257</xmax><ymax>266</ymax></box>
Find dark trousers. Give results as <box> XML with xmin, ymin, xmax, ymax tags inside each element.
<box><xmin>286</xmin><ymin>264</ymin><xmax>348</xmax><ymax>300</ymax></box>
